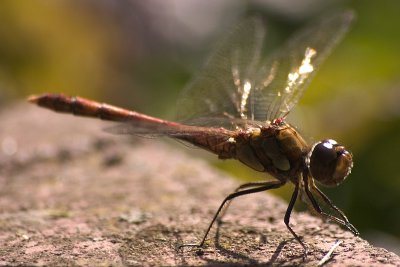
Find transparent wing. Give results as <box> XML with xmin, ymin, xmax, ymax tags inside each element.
<box><xmin>176</xmin><ymin>11</ymin><xmax>354</xmax><ymax>127</ymax></box>
<box><xmin>105</xmin><ymin>117</ymin><xmax>268</xmax><ymax>137</ymax></box>
<box><xmin>176</xmin><ymin>17</ymin><xmax>265</xmax><ymax>128</ymax></box>
<box><xmin>255</xmin><ymin>10</ymin><xmax>354</xmax><ymax>120</ymax></box>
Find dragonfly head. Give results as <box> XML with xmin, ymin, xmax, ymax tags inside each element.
<box><xmin>306</xmin><ymin>139</ymin><xmax>353</xmax><ymax>187</ymax></box>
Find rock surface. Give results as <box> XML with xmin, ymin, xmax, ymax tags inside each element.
<box><xmin>0</xmin><ymin>102</ymin><xmax>399</xmax><ymax>266</ymax></box>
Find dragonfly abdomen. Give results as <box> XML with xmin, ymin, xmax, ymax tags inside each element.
<box><xmin>28</xmin><ymin>94</ymin><xmax>181</xmax><ymax>126</ymax></box>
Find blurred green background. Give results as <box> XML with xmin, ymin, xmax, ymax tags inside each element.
<box><xmin>0</xmin><ymin>0</ymin><xmax>399</xmax><ymax>254</ymax></box>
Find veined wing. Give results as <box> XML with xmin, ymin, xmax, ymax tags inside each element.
<box><xmin>176</xmin><ymin>17</ymin><xmax>265</xmax><ymax>128</ymax></box>
<box><xmin>105</xmin><ymin>116</ymin><xmax>268</xmax><ymax>138</ymax></box>
<box><xmin>254</xmin><ymin>10</ymin><xmax>354</xmax><ymax>120</ymax></box>
<box><xmin>176</xmin><ymin>11</ymin><xmax>354</xmax><ymax>128</ymax></box>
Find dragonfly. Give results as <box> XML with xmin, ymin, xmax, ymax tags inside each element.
<box><xmin>28</xmin><ymin>10</ymin><xmax>359</xmax><ymax>254</ymax></box>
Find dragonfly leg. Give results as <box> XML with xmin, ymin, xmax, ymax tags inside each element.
<box><xmin>284</xmin><ymin>181</ymin><xmax>308</xmax><ymax>256</ymax></box>
<box><xmin>303</xmin><ymin>177</ymin><xmax>359</xmax><ymax>236</ymax></box>
<box><xmin>304</xmin><ymin>174</ymin><xmax>360</xmax><ymax>235</ymax></box>
<box><xmin>218</xmin><ymin>181</ymin><xmax>278</xmax><ymax>222</ymax></box>
<box><xmin>179</xmin><ymin>180</ymin><xmax>285</xmax><ymax>249</ymax></box>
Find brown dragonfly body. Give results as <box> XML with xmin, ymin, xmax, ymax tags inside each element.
<box><xmin>29</xmin><ymin>11</ymin><xmax>359</xmax><ymax>255</ymax></box>
<box><xmin>29</xmin><ymin>93</ymin><xmax>309</xmax><ymax>185</ymax></box>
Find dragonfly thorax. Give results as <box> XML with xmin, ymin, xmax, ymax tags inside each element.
<box><xmin>235</xmin><ymin>123</ymin><xmax>309</xmax><ymax>181</ymax></box>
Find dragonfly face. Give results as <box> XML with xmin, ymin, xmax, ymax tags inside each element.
<box><xmin>307</xmin><ymin>139</ymin><xmax>353</xmax><ymax>187</ymax></box>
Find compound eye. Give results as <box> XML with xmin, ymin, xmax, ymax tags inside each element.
<box><xmin>307</xmin><ymin>139</ymin><xmax>353</xmax><ymax>187</ymax></box>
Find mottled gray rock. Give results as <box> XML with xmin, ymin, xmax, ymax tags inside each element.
<box><xmin>0</xmin><ymin>102</ymin><xmax>399</xmax><ymax>266</ymax></box>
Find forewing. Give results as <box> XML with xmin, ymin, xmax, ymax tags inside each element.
<box><xmin>177</xmin><ymin>11</ymin><xmax>354</xmax><ymax>126</ymax></box>
<box><xmin>254</xmin><ymin>10</ymin><xmax>354</xmax><ymax>120</ymax></box>
<box><xmin>176</xmin><ymin>17</ymin><xmax>265</xmax><ymax>128</ymax></box>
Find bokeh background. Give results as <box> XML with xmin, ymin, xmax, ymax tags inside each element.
<box><xmin>0</xmin><ymin>0</ymin><xmax>399</xmax><ymax>254</ymax></box>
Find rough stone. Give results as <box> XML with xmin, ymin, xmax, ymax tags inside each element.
<box><xmin>0</xmin><ymin>102</ymin><xmax>399</xmax><ymax>266</ymax></box>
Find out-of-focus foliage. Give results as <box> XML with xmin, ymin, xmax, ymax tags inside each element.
<box><xmin>0</xmin><ymin>0</ymin><xmax>399</xmax><ymax>254</ymax></box>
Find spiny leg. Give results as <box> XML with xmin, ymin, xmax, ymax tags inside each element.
<box><xmin>284</xmin><ymin>181</ymin><xmax>308</xmax><ymax>254</ymax></box>
<box><xmin>180</xmin><ymin>180</ymin><xmax>285</xmax><ymax>248</ymax></box>
<box><xmin>218</xmin><ymin>181</ymin><xmax>277</xmax><ymax>221</ymax></box>
<box><xmin>312</xmin><ymin>183</ymin><xmax>360</xmax><ymax>235</ymax></box>
<box><xmin>303</xmin><ymin>173</ymin><xmax>359</xmax><ymax>235</ymax></box>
